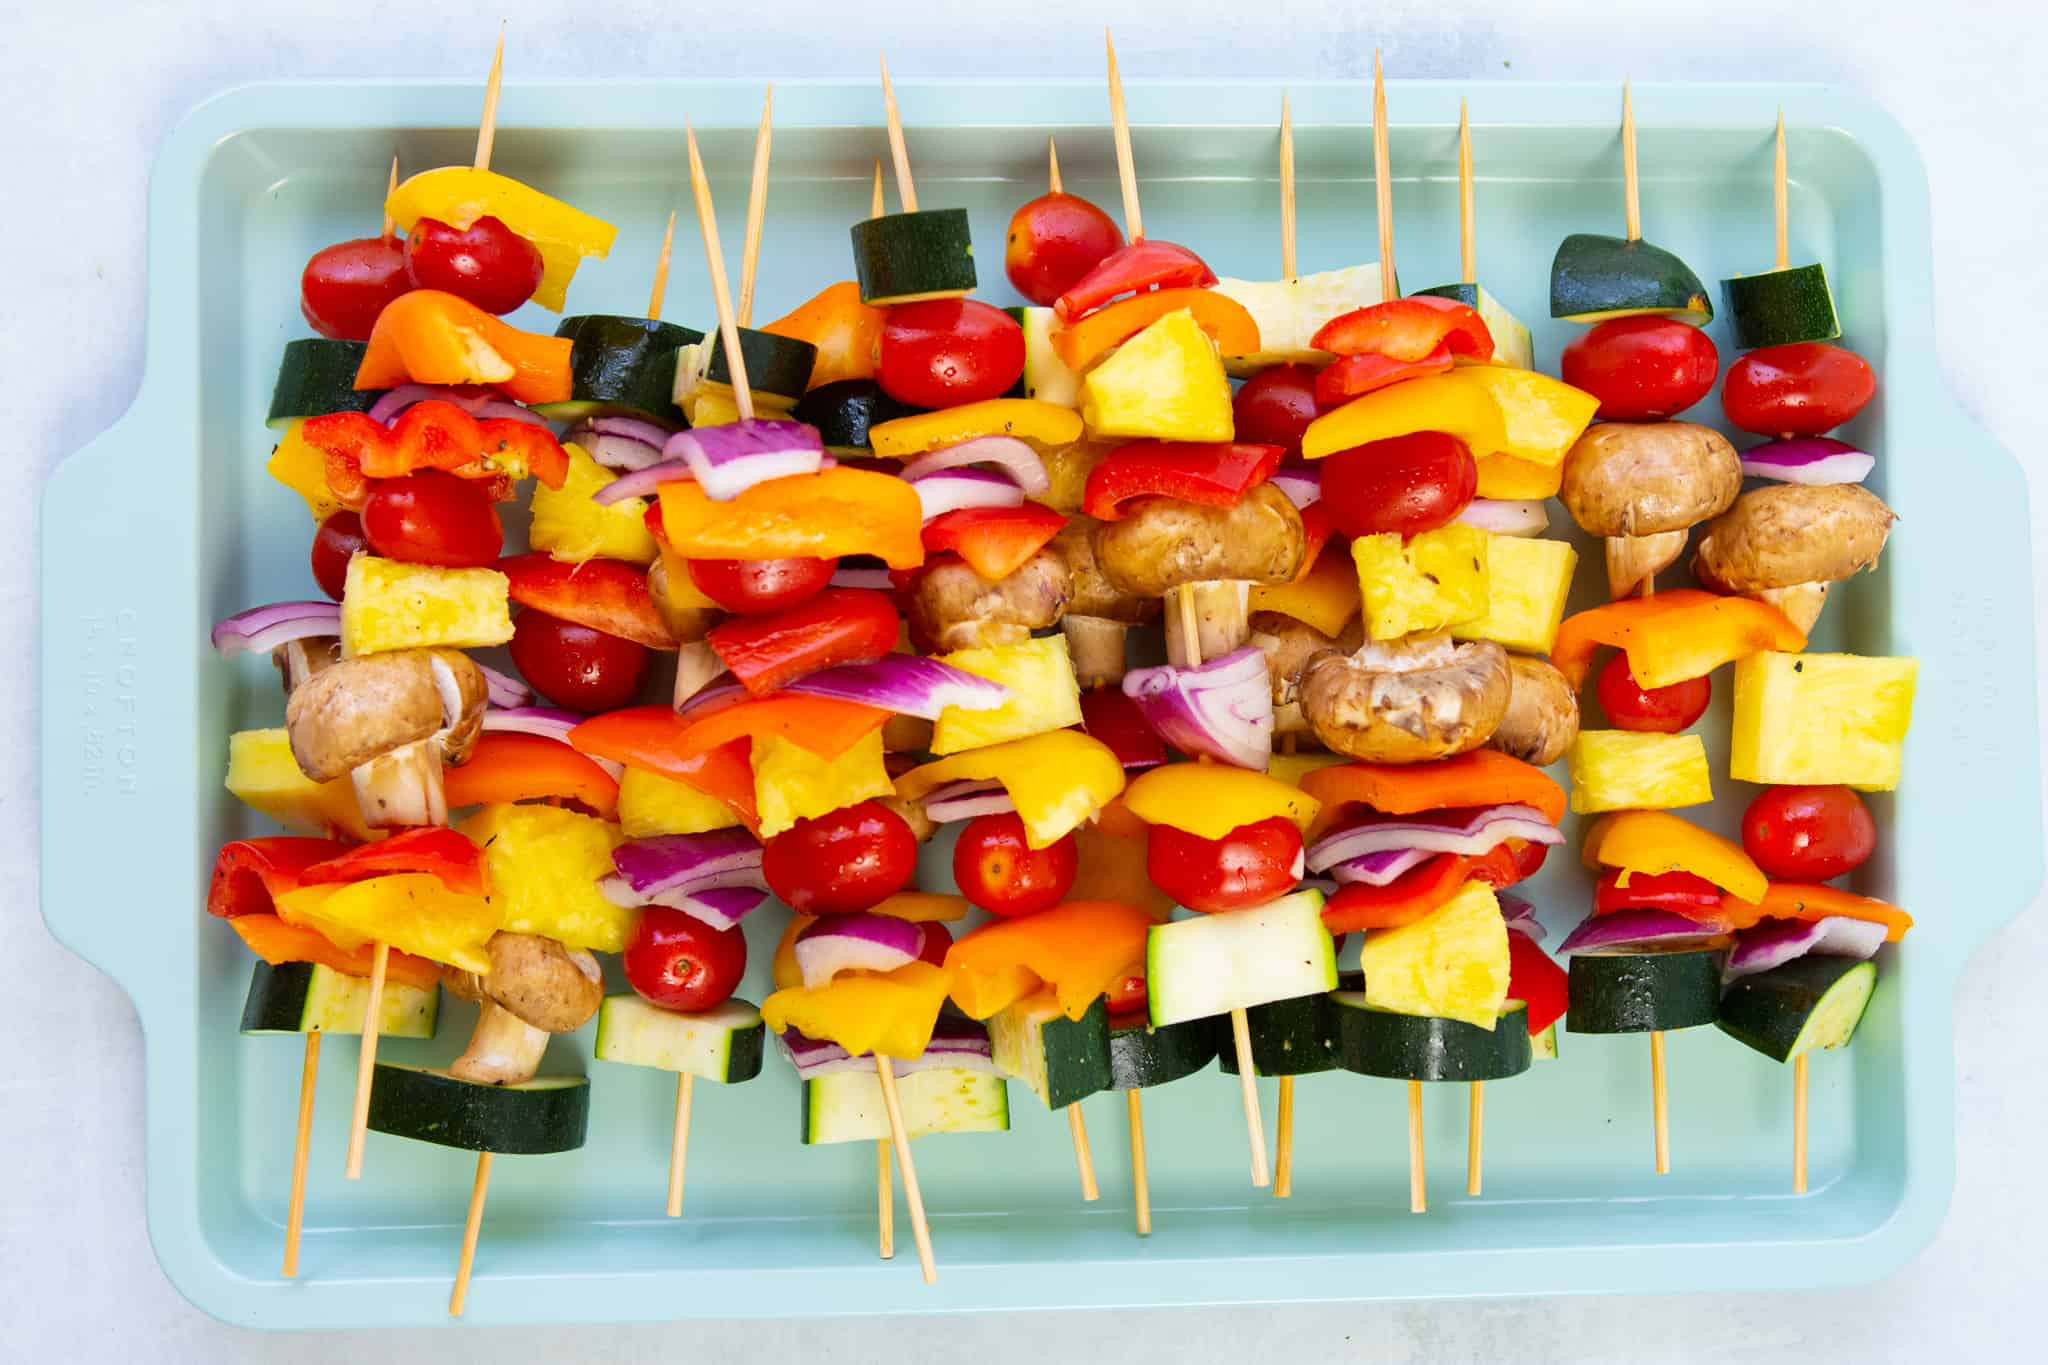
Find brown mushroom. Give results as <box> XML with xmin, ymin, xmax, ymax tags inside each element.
<box><xmin>1250</xmin><ymin>610</ymin><xmax>1366</xmax><ymax>708</ymax></box>
<box><xmin>1692</xmin><ymin>483</ymin><xmax>1894</xmax><ymax>592</ymax></box>
<box><xmin>285</xmin><ymin>647</ymin><xmax>488</xmax><ymax>828</ymax></box>
<box><xmin>905</xmin><ymin>548</ymin><xmax>1071</xmax><ymax>655</ymax></box>
<box><xmin>1486</xmin><ymin>654</ymin><xmax>1580</xmax><ymax>767</ymax></box>
<box><xmin>447</xmin><ymin>932</ymin><xmax>604</xmax><ymax>1087</ymax></box>
<box><xmin>1093</xmin><ymin>486</ymin><xmax>1306</xmax><ymax>667</ymax></box>
<box><xmin>1299</xmin><ymin>633</ymin><xmax>1512</xmax><ymax>764</ymax></box>
<box><xmin>1560</xmin><ymin>422</ymin><xmax>1742</xmax><ymax>598</ymax></box>
<box><xmin>273</xmin><ymin>636</ymin><xmax>340</xmax><ymax>696</ymax></box>
<box><xmin>1052</xmin><ymin>518</ymin><xmax>1159</xmax><ymax>686</ymax></box>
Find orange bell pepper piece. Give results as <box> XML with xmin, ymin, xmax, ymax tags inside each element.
<box><xmin>1722</xmin><ymin>882</ymin><xmax>1914</xmax><ymax>942</ymax></box>
<box><xmin>354</xmin><ymin>289</ymin><xmax>574</xmax><ymax>405</ymax></box>
<box><xmin>1552</xmin><ymin>589</ymin><xmax>1807</xmax><ymax>690</ymax></box>
<box><xmin>658</xmin><ymin>467</ymin><xmax>925</xmax><ymax>569</ymax></box>
<box><xmin>1580</xmin><ymin>809</ymin><xmax>1770</xmax><ymax>904</ymax></box>
<box><xmin>569</xmin><ymin>711</ymin><xmax>760</xmax><ymax>833</ymax></box>
<box><xmin>1301</xmin><ymin>750</ymin><xmax>1567</xmax><ymax>838</ymax></box>
<box><xmin>228</xmin><ymin>914</ymin><xmax>442</xmax><ymax>991</ymax></box>
<box><xmin>943</xmin><ymin>899</ymin><xmax>1157</xmax><ymax>1021</ymax></box>
<box><xmin>297</xmin><ymin>826</ymin><xmax>492</xmax><ymax>897</ymax></box>
<box><xmin>762</xmin><ymin>281</ymin><xmax>884</xmax><ymax>390</ymax></box>
<box><xmin>1050</xmin><ymin>286</ymin><xmax>1260</xmax><ymax>371</ymax></box>
<box><xmin>442</xmin><ymin>732</ymin><xmax>621</xmax><ymax>822</ymax></box>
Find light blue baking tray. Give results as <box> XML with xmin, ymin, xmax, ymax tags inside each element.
<box><xmin>39</xmin><ymin>77</ymin><xmax>2040</xmax><ymax>1328</ymax></box>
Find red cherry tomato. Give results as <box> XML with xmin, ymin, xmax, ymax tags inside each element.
<box><xmin>685</xmin><ymin>556</ymin><xmax>837</xmax><ymax>615</ymax></box>
<box><xmin>1721</xmin><ymin>342</ymin><xmax>1877</xmax><ymax>436</ymax></box>
<box><xmin>300</xmin><ymin>235</ymin><xmax>411</xmax><ymax>341</ymax></box>
<box><xmin>509</xmin><ymin>608</ymin><xmax>651</xmax><ymax>713</ymax></box>
<box><xmin>1594</xmin><ymin>652</ymin><xmax>1711</xmax><ymax>732</ymax></box>
<box><xmin>402</xmin><ymin>215</ymin><xmax>545</xmax><ymax>316</ymax></box>
<box><xmin>914</xmin><ymin>920</ymin><xmax>954</xmax><ymax>969</ymax></box>
<box><xmin>623</xmin><ymin>905</ymin><xmax>748</xmax><ymax>1012</ymax></box>
<box><xmin>1740</xmin><ymin>785</ymin><xmax>1877</xmax><ymax>881</ymax></box>
<box><xmin>1560</xmin><ymin>316</ymin><xmax>1720</xmax><ymax>421</ymax></box>
<box><xmin>876</xmin><ymin>299</ymin><xmax>1026</xmax><ymax>409</ymax></box>
<box><xmin>1102</xmin><ymin>972</ymin><xmax>1147</xmax><ymax>1018</ymax></box>
<box><xmin>1004</xmin><ymin>192</ymin><xmax>1124</xmax><ymax>307</ymax></box>
<box><xmin>359</xmin><ymin>470</ymin><xmax>504</xmax><ymax>567</ymax></box>
<box><xmin>309</xmin><ymin>511</ymin><xmax>368</xmax><ymax>601</ymax></box>
<box><xmin>1231</xmin><ymin>363</ymin><xmax>1321</xmax><ymax>459</ymax></box>
<box><xmin>762</xmin><ymin>800</ymin><xmax>918</xmax><ymax>916</ymax></box>
<box><xmin>1318</xmin><ymin>431</ymin><xmax>1477</xmax><ymax>538</ymax></box>
<box><xmin>952</xmin><ymin>813</ymin><xmax>1078</xmax><ymax>919</ymax></box>
<box><xmin>1145</xmin><ymin>816</ymin><xmax>1303</xmax><ymax>913</ymax></box>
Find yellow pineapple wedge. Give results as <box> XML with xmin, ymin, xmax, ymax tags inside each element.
<box><xmin>1078</xmin><ymin>308</ymin><xmax>1234</xmax><ymax>441</ymax></box>
<box><xmin>1730</xmin><ymin>651</ymin><xmax>1919</xmax><ymax>790</ymax></box>
<box><xmin>1357</xmin><ymin>880</ymin><xmax>1510</xmax><ymax>1029</ymax></box>
<box><xmin>460</xmin><ymin>803</ymin><xmax>628</xmax><ymax>952</ymax></box>
<box><xmin>340</xmin><ymin>554</ymin><xmax>512</xmax><ymax>656</ymax></box>
<box><xmin>617</xmin><ymin>765</ymin><xmax>742</xmax><ymax>839</ymax></box>
<box><xmin>225</xmin><ymin>727</ymin><xmax>380</xmax><ymax>841</ymax></box>
<box><xmin>752</xmin><ymin>729</ymin><xmax>893</xmax><ymax>838</ymax></box>
<box><xmin>1566</xmin><ymin>730</ymin><xmax>1713</xmax><ymax>814</ymax></box>
<box><xmin>932</xmin><ymin>634</ymin><xmax>1083</xmax><ymax>755</ymax></box>
<box><xmin>528</xmin><ymin>443</ymin><xmax>660</xmax><ymax>565</ymax></box>
<box><xmin>1352</xmin><ymin>525</ymin><xmax>1491</xmax><ymax>640</ymax></box>
<box><xmin>1454</xmin><ymin>534</ymin><xmax>1579</xmax><ymax>655</ymax></box>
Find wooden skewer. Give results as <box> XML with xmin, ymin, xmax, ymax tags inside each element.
<box><xmin>1792</xmin><ymin>1052</ymin><xmax>1809</xmax><ymax>1193</ymax></box>
<box><xmin>473</xmin><ymin>23</ymin><xmax>504</xmax><ymax>172</ymax></box>
<box><xmin>1774</xmin><ymin>108</ymin><xmax>1790</xmax><ymax>273</ymax></box>
<box><xmin>877</xmin><ymin>1139</ymin><xmax>895</xmax><ymax>1258</ymax></box>
<box><xmin>1466</xmin><ymin>1080</ymin><xmax>1485</xmax><ymax>1198</ymax></box>
<box><xmin>737</xmin><ymin>85</ymin><xmax>774</xmax><ymax>327</ymax></box>
<box><xmin>1621</xmin><ymin>80</ymin><xmax>1641</xmax><ymax>243</ymax></box>
<box><xmin>1279</xmin><ymin>93</ymin><xmax>1297</xmax><ymax>281</ymax></box>
<box><xmin>1067</xmin><ymin>1102</ymin><xmax>1100</xmax><ymax>1201</ymax></box>
<box><xmin>1104</xmin><ymin>30</ymin><xmax>1143</xmax><ymax>241</ymax></box>
<box><xmin>281</xmin><ymin>1030</ymin><xmax>320</xmax><ymax>1276</ymax></box>
<box><xmin>1458</xmin><ymin>98</ymin><xmax>1476</xmax><ymax>284</ymax></box>
<box><xmin>448</xmin><ymin>1151</ymin><xmax>493</xmax><ymax>1317</ymax></box>
<box><xmin>1372</xmin><ymin>52</ymin><xmax>1396</xmax><ymax>301</ymax></box>
<box><xmin>381</xmin><ymin>155</ymin><xmax>399</xmax><ymax>240</ymax></box>
<box><xmin>647</xmin><ymin>210</ymin><xmax>677</xmax><ymax>322</ymax></box>
<box><xmin>1047</xmin><ymin>137</ymin><xmax>1064</xmax><ymax>196</ymax></box>
<box><xmin>684</xmin><ymin>123</ymin><xmax>756</xmax><ymax>423</ymax></box>
<box><xmin>1273</xmin><ymin>1074</ymin><xmax>1296</xmax><ymax>1199</ymax></box>
<box><xmin>869</xmin><ymin>159</ymin><xmax>886</xmax><ymax>219</ymax></box>
<box><xmin>874</xmin><ymin>1056</ymin><xmax>937</xmax><ymax>1283</ymax></box>
<box><xmin>344</xmin><ymin>941</ymin><xmax>388</xmax><ymax>1179</ymax></box>
<box><xmin>1126</xmin><ymin>1090</ymin><xmax>1151</xmax><ymax>1236</ymax></box>
<box><xmin>666</xmin><ymin>1072</ymin><xmax>694</xmax><ymax>1218</ymax></box>
<box><xmin>1650</xmin><ymin>1028</ymin><xmax>1671</xmax><ymax>1174</ymax></box>
<box><xmin>1407</xmin><ymin>1081</ymin><xmax>1427</xmax><ymax>1212</ymax></box>
<box><xmin>878</xmin><ymin>55</ymin><xmax>919</xmax><ymax>213</ymax></box>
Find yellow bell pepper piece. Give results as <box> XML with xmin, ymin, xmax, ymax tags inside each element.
<box><xmin>385</xmin><ymin>167</ymin><xmax>617</xmax><ymax>313</ymax></box>
<box><xmin>1122</xmin><ymin>763</ymin><xmax>1321</xmax><ymax>841</ymax></box>
<box><xmin>1267</xmin><ymin>750</ymin><xmax>1348</xmax><ymax>789</ymax></box>
<box><xmin>528</xmin><ymin>443</ymin><xmax>659</xmax><ymax>565</ymax></box>
<box><xmin>1303</xmin><ymin>369</ymin><xmax>1508</xmax><ymax>461</ymax></box>
<box><xmin>616</xmin><ymin>765</ymin><xmax>741</xmax><ymax>838</ymax></box>
<box><xmin>1581</xmin><ymin>810</ymin><xmax>1769</xmax><ymax>904</ymax></box>
<box><xmin>1249</xmin><ymin>542</ymin><xmax>1361</xmax><ymax>638</ymax></box>
<box><xmin>1474</xmin><ymin>452</ymin><xmax>1566</xmax><ymax>500</ymax></box>
<box><xmin>868</xmin><ymin>398</ymin><xmax>1085</xmax><ymax>458</ymax></box>
<box><xmin>760</xmin><ymin>960</ymin><xmax>956</xmax><ymax>1060</ymax></box>
<box><xmin>1456</xmin><ymin>366</ymin><xmax>1600</xmax><ymax>467</ymax></box>
<box><xmin>266</xmin><ymin>420</ymin><xmax>344</xmax><ymax>520</ymax></box>
<box><xmin>275</xmin><ymin>874</ymin><xmax>498</xmax><ymax>974</ymax></box>
<box><xmin>752</xmin><ymin>729</ymin><xmax>894</xmax><ymax>839</ymax></box>
<box><xmin>871</xmin><ymin>892</ymin><xmax>971</xmax><ymax>923</ymax></box>
<box><xmin>894</xmin><ymin>730</ymin><xmax>1125</xmax><ymax>850</ymax></box>
<box><xmin>460</xmin><ymin>803</ymin><xmax>629</xmax><ymax>953</ymax></box>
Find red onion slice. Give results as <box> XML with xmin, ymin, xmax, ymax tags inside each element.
<box><xmin>661</xmin><ymin>885</ymin><xmax>769</xmax><ymax>932</ymax></box>
<box><xmin>675</xmin><ymin>672</ymin><xmax>745</xmax><ymax>717</ymax></box>
<box><xmin>585</xmin><ymin>414</ymin><xmax>678</xmax><ymax>447</ymax></box>
<box><xmin>1558</xmin><ymin>908</ymin><xmax>1727</xmax><ymax>955</ymax></box>
<box><xmin>477</xmin><ymin>661</ymin><xmax>533</xmax><ymax>709</ymax></box>
<box><xmin>367</xmin><ymin>383</ymin><xmax>546</xmax><ymax>427</ymax></box>
<box><xmin>1722</xmin><ymin>915</ymin><xmax>1885</xmax><ymax>983</ymax></box>
<box><xmin>909</xmin><ymin>466</ymin><xmax>1025</xmax><ymax>521</ymax></box>
<box><xmin>778</xmin><ymin>1016</ymin><xmax>996</xmax><ymax>1077</ymax></box>
<box><xmin>1325</xmin><ymin>846</ymin><xmax>1434</xmax><ymax>887</ymax></box>
<box><xmin>899</xmin><ymin>435</ymin><xmax>1050</xmax><ymax>495</ymax></box>
<box><xmin>1122</xmin><ymin>647</ymin><xmax>1273</xmax><ymax>771</ymax></box>
<box><xmin>792</xmin><ymin>912</ymin><xmax>926</xmax><ymax>989</ymax></box>
<box><xmin>665</xmin><ymin>418</ymin><xmax>826</xmax><ymax>502</ymax></box>
<box><xmin>210</xmin><ymin>601</ymin><xmax>342</xmax><ymax>658</ymax></box>
<box><xmin>922</xmin><ymin>778</ymin><xmax>1018</xmax><ymax>823</ymax></box>
<box><xmin>1739</xmin><ymin>437</ymin><xmax>1876</xmax><ymax>486</ymax></box>
<box><xmin>600</xmin><ymin>828</ymin><xmax>764</xmax><ymax>906</ymax></box>
<box><xmin>1268</xmin><ymin>465</ymin><xmax>1321</xmax><ymax>509</ymax></box>
<box><xmin>1306</xmin><ymin>804</ymin><xmax>1564</xmax><ymax>872</ymax></box>
<box><xmin>1499</xmin><ymin>892</ymin><xmax>1546</xmax><ymax>942</ymax></box>
<box><xmin>1455</xmin><ymin>498</ymin><xmax>1550</xmax><ymax>537</ymax></box>
<box><xmin>787</xmin><ymin>654</ymin><xmax>1009</xmax><ymax>719</ymax></box>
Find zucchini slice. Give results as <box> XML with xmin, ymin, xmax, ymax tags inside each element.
<box><xmin>532</xmin><ymin>314</ymin><xmax>699</xmax><ymax>424</ymax></box>
<box><xmin>1010</xmin><ymin>306</ymin><xmax>1083</xmax><ymax>407</ymax></box>
<box><xmin>266</xmin><ymin>339</ymin><xmax>384</xmax><ymax>428</ymax></box>
<box><xmin>365</xmin><ymin>1064</ymin><xmax>590</xmax><ymax>1155</ymax></box>
<box><xmin>801</xmin><ymin>1067</ymin><xmax>1010</xmax><ymax>1144</ymax></box>
<box><xmin>1717</xmin><ymin>956</ymin><xmax>1877</xmax><ymax>1063</ymax></box>
<box><xmin>1549</xmin><ymin>233</ymin><xmax>1713</xmax><ymax>324</ymax></box>
<box><xmin>1720</xmin><ymin>263</ymin><xmax>1841</xmax><ymax>349</ymax></box>
<box><xmin>1530</xmin><ymin>1020</ymin><xmax>1560</xmax><ymax>1061</ymax></box>
<box><xmin>1566</xmin><ymin>947</ymin><xmax>1724</xmax><ymax>1033</ymax></box>
<box><xmin>851</xmin><ymin>209</ymin><xmax>977</xmax><ymax>305</ymax></box>
<box><xmin>1109</xmin><ymin>1014</ymin><xmax>1220</xmax><ymax>1090</ymax></box>
<box><xmin>592</xmin><ymin>994</ymin><xmax>764</xmax><ymax>1083</ymax></box>
<box><xmin>1147</xmin><ymin>890</ymin><xmax>1336</xmax><ymax>1027</ymax></box>
<box><xmin>1330</xmin><ymin>994</ymin><xmax>1533</xmax><ymax>1082</ymax></box>
<box><xmin>1214</xmin><ymin>991</ymin><xmax>1342</xmax><ymax>1077</ymax></box>
<box><xmin>699</xmin><ymin>327</ymin><xmax>818</xmax><ymax>401</ymax></box>
<box><xmin>792</xmin><ymin>379</ymin><xmax>923</xmax><ymax>453</ymax></box>
<box><xmin>238</xmin><ymin>960</ymin><xmax>438</xmax><ymax>1038</ymax></box>
<box><xmin>988</xmin><ymin>992</ymin><xmax>1112</xmax><ymax>1109</ymax></box>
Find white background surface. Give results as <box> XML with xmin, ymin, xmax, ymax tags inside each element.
<box><xmin>8</xmin><ymin>1</ymin><xmax>2046</xmax><ymax>1360</ymax></box>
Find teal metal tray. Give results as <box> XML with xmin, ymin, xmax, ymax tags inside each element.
<box><xmin>39</xmin><ymin>77</ymin><xmax>2040</xmax><ymax>1327</ymax></box>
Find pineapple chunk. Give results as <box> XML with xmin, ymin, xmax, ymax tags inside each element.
<box><xmin>1351</xmin><ymin>525</ymin><xmax>1491</xmax><ymax>640</ymax></box>
<box><xmin>1358</xmin><ymin>880</ymin><xmax>1510</xmax><ymax>1029</ymax></box>
<box><xmin>529</xmin><ymin>443</ymin><xmax>660</xmax><ymax>565</ymax></box>
<box><xmin>265</xmin><ymin>419</ymin><xmax>344</xmax><ymax>520</ymax></box>
<box><xmin>1457</xmin><ymin>366</ymin><xmax>1600</xmax><ymax>468</ymax></box>
<box><xmin>617</xmin><ymin>765</ymin><xmax>742</xmax><ymax>839</ymax></box>
<box><xmin>340</xmin><ymin>554</ymin><xmax>513</xmax><ymax>656</ymax></box>
<box><xmin>1078</xmin><ymin>309</ymin><xmax>1234</xmax><ymax>442</ymax></box>
<box><xmin>224</xmin><ymin>728</ymin><xmax>379</xmax><ymax>841</ymax></box>
<box><xmin>932</xmin><ymin>634</ymin><xmax>1083</xmax><ymax>755</ymax></box>
<box><xmin>1566</xmin><ymin>731</ymin><xmax>1713</xmax><ymax>814</ymax></box>
<box><xmin>1730</xmin><ymin>651</ymin><xmax>1919</xmax><ymax>790</ymax></box>
<box><xmin>752</xmin><ymin>729</ymin><xmax>893</xmax><ymax>838</ymax></box>
<box><xmin>460</xmin><ymin>803</ymin><xmax>629</xmax><ymax>952</ymax></box>
<box><xmin>1470</xmin><ymin>288</ymin><xmax>1535</xmax><ymax>372</ymax></box>
<box><xmin>1454</xmin><ymin>534</ymin><xmax>1579</xmax><ymax>654</ymax></box>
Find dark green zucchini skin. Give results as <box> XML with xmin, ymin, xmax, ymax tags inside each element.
<box><xmin>1567</xmin><ymin>949</ymin><xmax>1724</xmax><ymax>1033</ymax></box>
<box><xmin>1109</xmin><ymin>1015</ymin><xmax>1219</xmax><ymax>1090</ymax></box>
<box><xmin>703</xmin><ymin>326</ymin><xmax>818</xmax><ymax>400</ymax></box>
<box><xmin>1549</xmin><ymin>233</ymin><xmax>1713</xmax><ymax>322</ymax></box>
<box><xmin>1331</xmin><ymin>996</ymin><xmax>1532</xmax><ymax>1082</ymax></box>
<box><xmin>267</xmin><ymin>339</ymin><xmax>383</xmax><ymax>427</ymax></box>
<box><xmin>850</xmin><ymin>209</ymin><xmax>977</xmax><ymax>304</ymax></box>
<box><xmin>792</xmin><ymin>379</ymin><xmax>923</xmax><ymax>451</ymax></box>
<box><xmin>1215</xmin><ymin>992</ymin><xmax>1343</xmax><ymax>1077</ymax></box>
<box><xmin>1040</xmin><ymin>998</ymin><xmax>1114</xmax><ymax>1109</ymax></box>
<box><xmin>239</xmin><ymin>960</ymin><xmax>323</xmax><ymax>1034</ymax></box>
<box><xmin>1721</xmin><ymin>264</ymin><xmax>1842</xmax><ymax>349</ymax></box>
<box><xmin>1412</xmin><ymin>282</ymin><xmax>1479</xmax><ymax>306</ymax></box>
<box><xmin>365</xmin><ymin>1064</ymin><xmax>590</xmax><ymax>1155</ymax></box>
<box><xmin>1717</xmin><ymin>957</ymin><xmax>1876</xmax><ymax>1063</ymax></box>
<box><xmin>539</xmin><ymin>314</ymin><xmax>699</xmax><ymax>424</ymax></box>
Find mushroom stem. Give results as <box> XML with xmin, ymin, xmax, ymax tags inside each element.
<box><xmin>1164</xmin><ymin>581</ymin><xmax>1251</xmax><ymax>668</ymax></box>
<box><xmin>449</xmin><ymin>999</ymin><xmax>551</xmax><ymax>1086</ymax></box>
<box><xmin>1062</xmin><ymin>614</ymin><xmax>1130</xmax><ymax>689</ymax></box>
<box><xmin>1750</xmin><ymin>581</ymin><xmax>1831</xmax><ymax>635</ymax></box>
<box><xmin>274</xmin><ymin>636</ymin><xmax>339</xmax><ymax>696</ymax></box>
<box><xmin>1604</xmin><ymin>531</ymin><xmax>1689</xmax><ymax>601</ymax></box>
<box><xmin>672</xmin><ymin>640</ymin><xmax>725</xmax><ymax>710</ymax></box>
<box><xmin>351</xmin><ymin>738</ymin><xmax>447</xmax><ymax>830</ymax></box>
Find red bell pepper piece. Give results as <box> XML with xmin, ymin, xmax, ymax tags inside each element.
<box><xmin>1592</xmin><ymin>868</ymin><xmax>1726</xmax><ymax>921</ymax></box>
<box><xmin>1079</xmin><ymin>687</ymin><xmax>1169</xmax><ymax>770</ymax></box>
<box><xmin>921</xmin><ymin>503</ymin><xmax>1066</xmax><ymax>581</ymax></box>
<box><xmin>706</xmin><ymin>587</ymin><xmax>900</xmax><ymax>697</ymax></box>
<box><xmin>1313</xmin><ymin>344</ymin><xmax>1456</xmax><ymax>407</ymax></box>
<box><xmin>1320</xmin><ymin>845</ymin><xmax>1523</xmax><ymax>933</ymax></box>
<box><xmin>440</xmin><ymin>732</ymin><xmax>622</xmax><ymax>822</ymax></box>
<box><xmin>304</xmin><ymin>399</ymin><xmax>568</xmax><ymax>509</ymax></box>
<box><xmin>1053</xmin><ymin>239</ymin><xmax>1218</xmax><ymax>323</ymax></box>
<box><xmin>1292</xmin><ymin>500</ymin><xmax>1335</xmax><ymax>581</ymax></box>
<box><xmin>498</xmin><ymin>552</ymin><xmax>679</xmax><ymax>650</ymax></box>
<box><xmin>206</xmin><ymin>837</ymin><xmax>354</xmax><ymax>919</ymax></box>
<box><xmin>570</xmin><ymin>709</ymin><xmax>760</xmax><ymax>832</ymax></box>
<box><xmin>1310</xmin><ymin>296</ymin><xmax>1494</xmax><ymax>363</ymax></box>
<box><xmin>297</xmin><ymin>826</ymin><xmax>492</xmax><ymax>897</ymax></box>
<box><xmin>1505</xmin><ymin>929</ymin><xmax>1568</xmax><ymax>1036</ymax></box>
<box><xmin>228</xmin><ymin>914</ymin><xmax>443</xmax><ymax>991</ymax></box>
<box><xmin>1081</xmin><ymin>441</ymin><xmax>1286</xmax><ymax>522</ymax></box>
